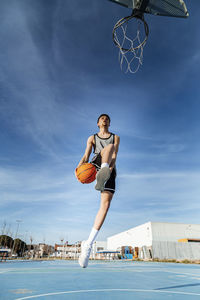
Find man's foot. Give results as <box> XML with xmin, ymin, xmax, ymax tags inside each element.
<box><xmin>95</xmin><ymin>167</ymin><xmax>111</xmax><ymax>192</ymax></box>
<box><xmin>79</xmin><ymin>243</ymin><xmax>92</xmax><ymax>268</ymax></box>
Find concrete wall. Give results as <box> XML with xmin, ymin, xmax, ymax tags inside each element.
<box><xmin>152</xmin><ymin>241</ymin><xmax>200</xmax><ymax>260</ymax></box>
<box><xmin>151</xmin><ymin>222</ymin><xmax>200</xmax><ymax>242</ymax></box>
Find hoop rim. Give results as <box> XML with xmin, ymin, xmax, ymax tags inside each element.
<box><xmin>112</xmin><ymin>11</ymin><xmax>149</xmax><ymax>52</ymax></box>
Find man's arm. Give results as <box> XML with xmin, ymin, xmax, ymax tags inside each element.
<box><xmin>77</xmin><ymin>135</ymin><xmax>94</xmax><ymax>168</ymax></box>
<box><xmin>109</xmin><ymin>135</ymin><xmax>120</xmax><ymax>169</ymax></box>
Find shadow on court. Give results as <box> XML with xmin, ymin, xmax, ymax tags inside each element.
<box><xmin>155</xmin><ymin>283</ymin><xmax>200</xmax><ymax>290</ymax></box>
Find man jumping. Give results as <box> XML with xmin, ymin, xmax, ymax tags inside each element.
<box><xmin>76</xmin><ymin>114</ymin><xmax>120</xmax><ymax>268</ymax></box>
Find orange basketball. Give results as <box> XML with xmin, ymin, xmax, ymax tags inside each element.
<box><xmin>75</xmin><ymin>163</ymin><xmax>97</xmax><ymax>184</ymax></box>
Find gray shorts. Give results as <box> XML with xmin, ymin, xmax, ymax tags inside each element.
<box><xmin>91</xmin><ymin>153</ymin><xmax>116</xmax><ymax>194</ymax></box>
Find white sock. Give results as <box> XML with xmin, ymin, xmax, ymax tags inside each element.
<box><xmin>86</xmin><ymin>227</ymin><xmax>99</xmax><ymax>246</ymax></box>
<box><xmin>101</xmin><ymin>163</ymin><xmax>109</xmax><ymax>169</ymax></box>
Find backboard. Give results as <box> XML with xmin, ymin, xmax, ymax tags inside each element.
<box><xmin>109</xmin><ymin>0</ymin><xmax>189</xmax><ymax>18</ymax></box>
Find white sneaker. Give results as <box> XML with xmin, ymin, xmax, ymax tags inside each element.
<box><xmin>79</xmin><ymin>243</ymin><xmax>92</xmax><ymax>268</ymax></box>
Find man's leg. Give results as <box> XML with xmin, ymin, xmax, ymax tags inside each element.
<box><xmin>93</xmin><ymin>191</ymin><xmax>113</xmax><ymax>230</ymax></box>
<box><xmin>101</xmin><ymin>144</ymin><xmax>115</xmax><ymax>169</ymax></box>
<box><xmin>95</xmin><ymin>144</ymin><xmax>115</xmax><ymax>191</ymax></box>
<box><xmin>79</xmin><ymin>191</ymin><xmax>113</xmax><ymax>268</ymax></box>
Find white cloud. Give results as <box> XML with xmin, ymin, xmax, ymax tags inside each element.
<box><xmin>151</xmin><ymin>143</ymin><xmax>186</xmax><ymax>153</ymax></box>
<box><xmin>118</xmin><ymin>171</ymin><xmax>198</xmax><ymax>180</ymax></box>
<box><xmin>116</xmin><ymin>171</ymin><xmax>200</xmax><ymax>217</ymax></box>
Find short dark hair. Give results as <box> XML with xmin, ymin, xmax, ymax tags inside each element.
<box><xmin>97</xmin><ymin>114</ymin><xmax>111</xmax><ymax>124</ymax></box>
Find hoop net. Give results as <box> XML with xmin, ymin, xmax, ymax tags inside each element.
<box><xmin>113</xmin><ymin>13</ymin><xmax>149</xmax><ymax>73</ymax></box>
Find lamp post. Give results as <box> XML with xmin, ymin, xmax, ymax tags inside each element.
<box><xmin>22</xmin><ymin>231</ymin><xmax>28</xmax><ymax>258</ymax></box>
<box><xmin>11</xmin><ymin>220</ymin><xmax>22</xmax><ymax>257</ymax></box>
<box><xmin>60</xmin><ymin>238</ymin><xmax>64</xmax><ymax>259</ymax></box>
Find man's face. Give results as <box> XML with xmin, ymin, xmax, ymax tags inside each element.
<box><xmin>98</xmin><ymin>115</ymin><xmax>110</xmax><ymax>128</ymax></box>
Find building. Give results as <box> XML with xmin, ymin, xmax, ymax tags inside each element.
<box><xmin>26</xmin><ymin>243</ymin><xmax>54</xmax><ymax>258</ymax></box>
<box><xmin>55</xmin><ymin>242</ymin><xmax>81</xmax><ymax>259</ymax></box>
<box><xmin>92</xmin><ymin>241</ymin><xmax>107</xmax><ymax>259</ymax></box>
<box><xmin>107</xmin><ymin>222</ymin><xmax>200</xmax><ymax>261</ymax></box>
<box><xmin>96</xmin><ymin>250</ymin><xmax>120</xmax><ymax>260</ymax></box>
<box><xmin>80</xmin><ymin>241</ymin><xmax>107</xmax><ymax>259</ymax></box>
<box><xmin>37</xmin><ymin>243</ymin><xmax>54</xmax><ymax>258</ymax></box>
<box><xmin>0</xmin><ymin>248</ymin><xmax>11</xmax><ymax>261</ymax></box>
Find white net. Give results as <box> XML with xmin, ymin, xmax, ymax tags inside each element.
<box><xmin>113</xmin><ymin>14</ymin><xmax>149</xmax><ymax>73</ymax></box>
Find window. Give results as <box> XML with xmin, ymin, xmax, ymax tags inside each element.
<box><xmin>97</xmin><ymin>247</ymin><xmax>104</xmax><ymax>251</ymax></box>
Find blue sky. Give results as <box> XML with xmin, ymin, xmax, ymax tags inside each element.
<box><xmin>0</xmin><ymin>0</ymin><xmax>200</xmax><ymax>246</ymax></box>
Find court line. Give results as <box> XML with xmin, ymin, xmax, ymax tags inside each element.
<box><xmin>5</xmin><ymin>268</ymin><xmax>200</xmax><ymax>277</ymax></box>
<box><xmin>16</xmin><ymin>288</ymin><xmax>200</xmax><ymax>299</ymax></box>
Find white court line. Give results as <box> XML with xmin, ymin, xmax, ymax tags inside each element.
<box><xmin>0</xmin><ymin>271</ymin><xmax>10</xmax><ymax>274</ymax></box>
<box><xmin>15</xmin><ymin>288</ymin><xmax>200</xmax><ymax>299</ymax></box>
<box><xmin>4</xmin><ymin>268</ymin><xmax>200</xmax><ymax>277</ymax></box>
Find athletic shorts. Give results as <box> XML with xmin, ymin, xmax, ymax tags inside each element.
<box><xmin>91</xmin><ymin>153</ymin><xmax>116</xmax><ymax>194</ymax></box>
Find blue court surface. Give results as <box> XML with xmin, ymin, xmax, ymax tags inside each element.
<box><xmin>1</xmin><ymin>260</ymin><xmax>200</xmax><ymax>300</ymax></box>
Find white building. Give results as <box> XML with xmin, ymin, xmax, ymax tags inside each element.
<box><xmin>107</xmin><ymin>222</ymin><xmax>200</xmax><ymax>261</ymax></box>
<box><xmin>92</xmin><ymin>241</ymin><xmax>107</xmax><ymax>258</ymax></box>
<box><xmin>80</xmin><ymin>241</ymin><xmax>107</xmax><ymax>259</ymax></box>
<box><xmin>55</xmin><ymin>242</ymin><xmax>81</xmax><ymax>259</ymax></box>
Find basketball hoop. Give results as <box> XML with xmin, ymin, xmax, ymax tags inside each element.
<box><xmin>110</xmin><ymin>0</ymin><xmax>188</xmax><ymax>74</ymax></box>
<box><xmin>112</xmin><ymin>11</ymin><xmax>149</xmax><ymax>73</ymax></box>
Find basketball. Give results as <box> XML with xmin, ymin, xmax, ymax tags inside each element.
<box><xmin>75</xmin><ymin>163</ymin><xmax>97</xmax><ymax>184</ymax></box>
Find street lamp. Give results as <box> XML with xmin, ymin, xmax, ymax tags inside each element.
<box><xmin>11</xmin><ymin>220</ymin><xmax>22</xmax><ymax>257</ymax></box>
<box><xmin>60</xmin><ymin>238</ymin><xmax>64</xmax><ymax>259</ymax></box>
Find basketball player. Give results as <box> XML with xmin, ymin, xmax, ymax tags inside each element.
<box><xmin>76</xmin><ymin>114</ymin><xmax>120</xmax><ymax>268</ymax></box>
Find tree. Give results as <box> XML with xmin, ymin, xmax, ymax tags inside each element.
<box><xmin>0</xmin><ymin>235</ymin><xmax>28</xmax><ymax>257</ymax></box>
<box><xmin>13</xmin><ymin>239</ymin><xmax>27</xmax><ymax>256</ymax></box>
<box><xmin>0</xmin><ymin>235</ymin><xmax>14</xmax><ymax>248</ymax></box>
